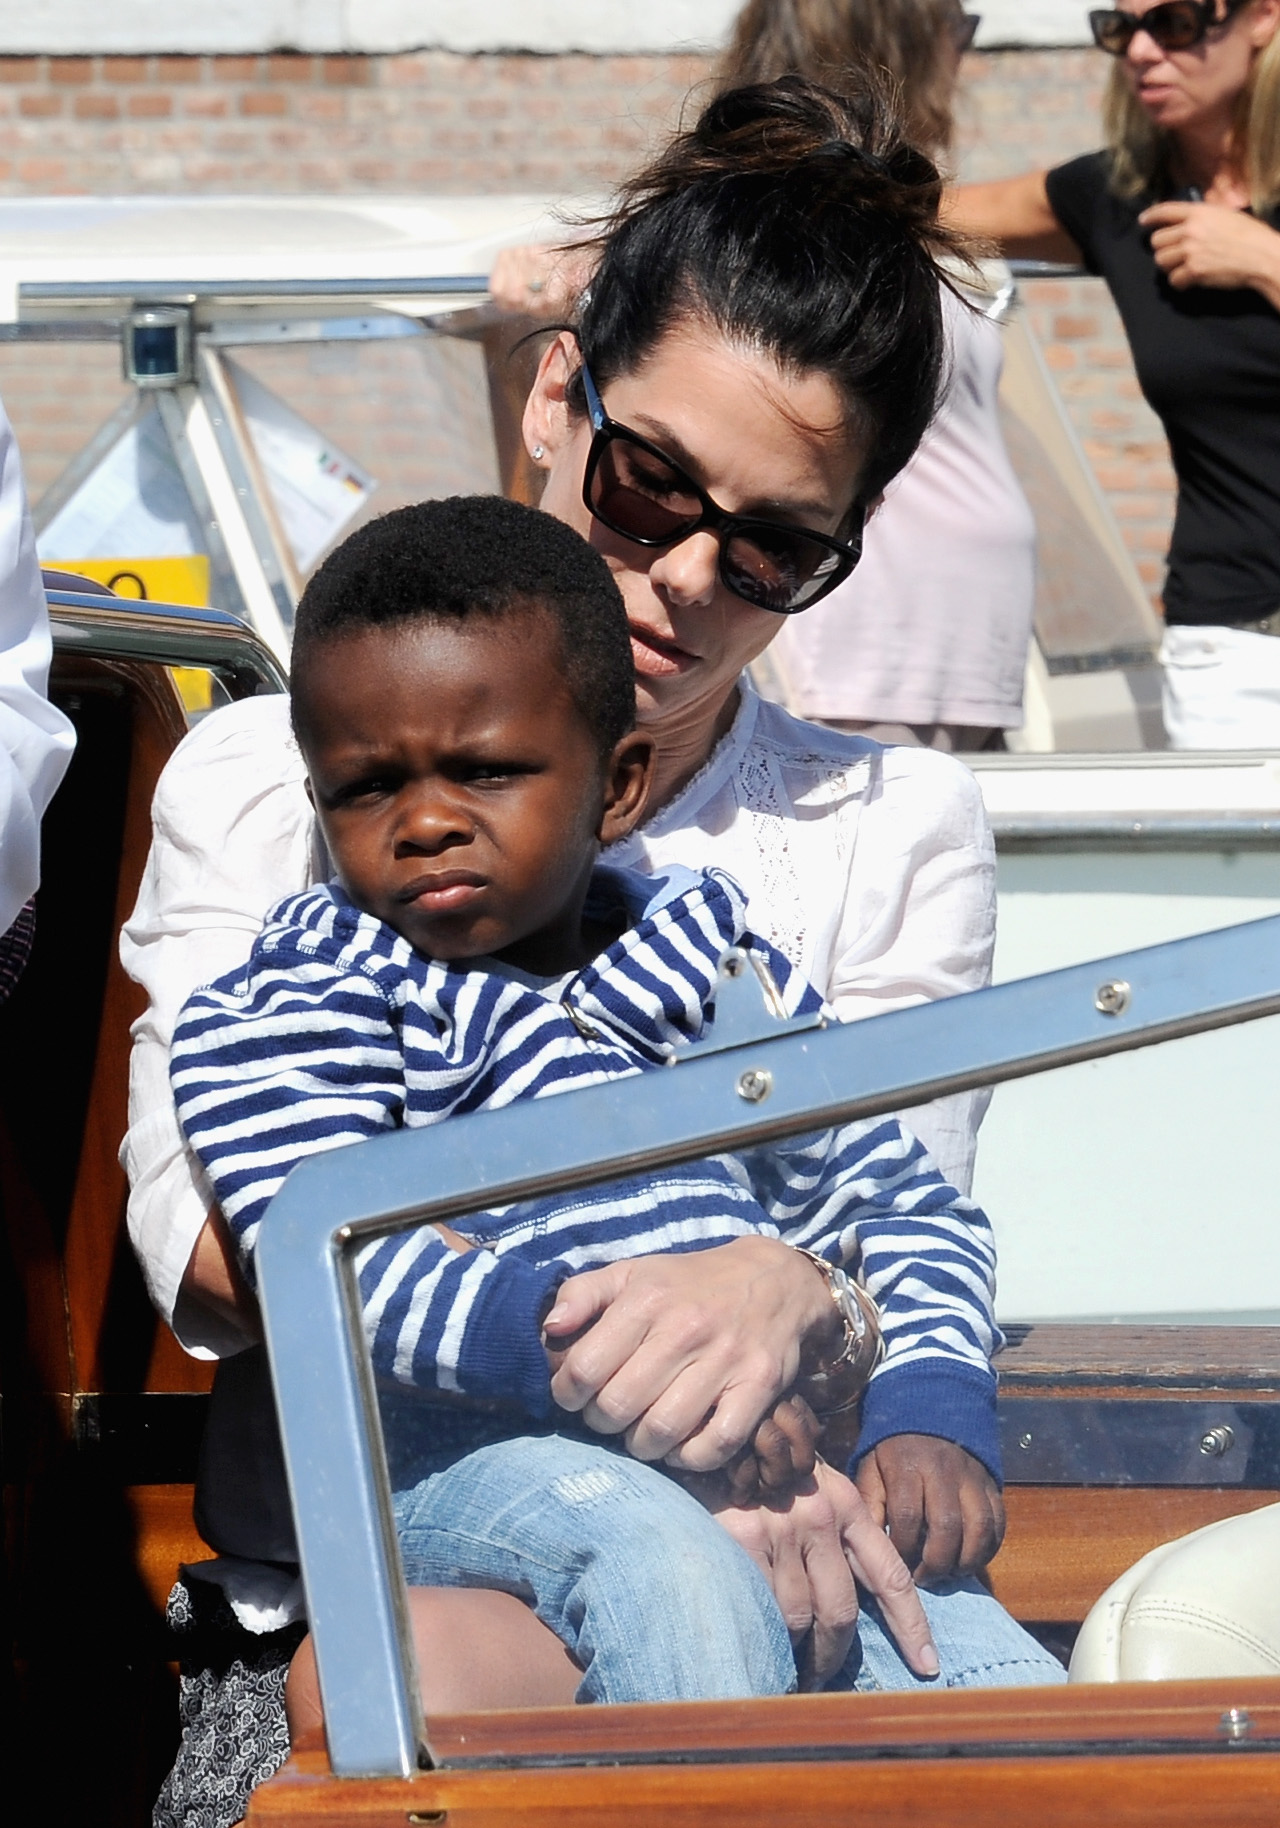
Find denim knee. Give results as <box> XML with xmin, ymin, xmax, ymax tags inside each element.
<box><xmin>393</xmin><ymin>1432</ymin><xmax>796</xmax><ymax>1704</ymax></box>
<box><xmin>848</xmin><ymin>1578</ymin><xmax>1067</xmax><ymax>1692</ymax></box>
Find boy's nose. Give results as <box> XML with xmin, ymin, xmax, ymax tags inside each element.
<box><xmin>394</xmin><ymin>788</ymin><xmax>473</xmax><ymax>855</ymax></box>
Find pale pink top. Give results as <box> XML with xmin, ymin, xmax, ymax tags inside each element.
<box><xmin>772</xmin><ymin>287</ymin><xmax>1036</xmax><ymax>730</ymax></box>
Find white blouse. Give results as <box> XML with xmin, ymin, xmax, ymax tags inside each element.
<box><xmin>120</xmin><ymin>678</ymin><xmax>996</xmax><ymax>1356</ymax></box>
<box><xmin>771</xmin><ymin>287</ymin><xmax>1037</xmax><ymax>730</ymax></box>
<box><xmin>0</xmin><ymin>396</ymin><xmax>76</xmax><ymax>937</ymax></box>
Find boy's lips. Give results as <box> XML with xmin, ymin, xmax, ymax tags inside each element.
<box><xmin>398</xmin><ymin>869</ymin><xmax>487</xmax><ymax>913</ymax></box>
<box><xmin>628</xmin><ymin>622</ymin><xmax>697</xmax><ymax>678</ymax></box>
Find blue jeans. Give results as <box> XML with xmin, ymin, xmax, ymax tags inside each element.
<box><xmin>387</xmin><ymin>1422</ymin><xmax>1066</xmax><ymax>1704</ymax></box>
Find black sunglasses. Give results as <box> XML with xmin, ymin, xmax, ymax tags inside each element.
<box><xmin>1089</xmin><ymin>0</ymin><xmax>1247</xmax><ymax>55</ymax></box>
<box><xmin>578</xmin><ymin>363</ymin><xmax>864</xmax><ymax>616</ymax></box>
<box><xmin>952</xmin><ymin>11</ymin><xmax>982</xmax><ymax>52</ymax></box>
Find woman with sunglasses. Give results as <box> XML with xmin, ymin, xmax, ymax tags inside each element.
<box><xmin>953</xmin><ymin>0</ymin><xmax>1280</xmax><ymax>748</ymax></box>
<box><xmin>710</xmin><ymin>0</ymin><xmax>1036</xmax><ymax>753</ymax></box>
<box><xmin>128</xmin><ymin>79</ymin><xmax>1063</xmax><ymax>1828</ymax></box>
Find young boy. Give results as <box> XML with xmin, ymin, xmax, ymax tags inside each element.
<box><xmin>170</xmin><ymin>496</ymin><xmax>1018</xmax><ymax>1703</ymax></box>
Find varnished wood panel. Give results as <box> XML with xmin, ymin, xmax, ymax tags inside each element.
<box><xmin>991</xmin><ymin>1486</ymin><xmax>1279</xmax><ymax>1621</ymax></box>
<box><xmin>252</xmin><ymin>1750</ymin><xmax>1280</xmax><ymax>1826</ymax></box>
<box><xmin>999</xmin><ymin>1324</ymin><xmax>1280</xmax><ymax>1392</ymax></box>
<box><xmin>265</xmin><ymin>1684</ymin><xmax>1280</xmax><ymax>1825</ymax></box>
<box><xmin>60</xmin><ymin>660</ymin><xmax>197</xmax><ymax>1396</ymax></box>
<box><xmin>125</xmin><ymin>1483</ymin><xmax>208</xmax><ymax>1613</ymax></box>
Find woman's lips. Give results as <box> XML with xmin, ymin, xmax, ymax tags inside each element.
<box><xmin>399</xmin><ymin>871</ymin><xmax>486</xmax><ymax>913</ymax></box>
<box><xmin>628</xmin><ymin>623</ymin><xmax>696</xmax><ymax>678</ymax></box>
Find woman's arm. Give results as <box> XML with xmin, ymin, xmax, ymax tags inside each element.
<box><xmin>1139</xmin><ymin>201</ymin><xmax>1280</xmax><ymax>311</ymax></box>
<box><xmin>944</xmin><ymin>170</ymin><xmax>1082</xmax><ymax>264</ymax></box>
<box><xmin>0</xmin><ymin>396</ymin><xmax>76</xmax><ymax>937</ymax></box>
<box><xmin>120</xmin><ymin>693</ymin><xmax>314</xmax><ymax>1352</ymax></box>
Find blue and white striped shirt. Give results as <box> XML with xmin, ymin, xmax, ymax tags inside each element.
<box><xmin>171</xmin><ymin>865</ymin><xmax>1002</xmax><ymax>1477</ymax></box>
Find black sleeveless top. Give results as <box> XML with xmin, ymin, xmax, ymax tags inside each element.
<box><xmin>1046</xmin><ymin>151</ymin><xmax>1280</xmax><ymax>627</ymax></box>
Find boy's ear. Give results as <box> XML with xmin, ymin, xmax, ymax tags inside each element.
<box><xmin>597</xmin><ymin>729</ymin><xmax>656</xmax><ymax>846</ymax></box>
<box><xmin>303</xmin><ymin>773</ymin><xmax>316</xmax><ymax>810</ymax></box>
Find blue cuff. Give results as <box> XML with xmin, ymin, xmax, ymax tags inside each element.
<box><xmin>848</xmin><ymin>1360</ymin><xmax>1002</xmax><ymax>1486</ymax></box>
<box><xmin>454</xmin><ymin>1257</ymin><xmax>571</xmax><ymax>1417</ymax></box>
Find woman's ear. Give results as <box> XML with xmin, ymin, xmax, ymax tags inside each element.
<box><xmin>523</xmin><ymin>331</ymin><xmax>580</xmax><ymax>468</ymax></box>
<box><xmin>597</xmin><ymin>730</ymin><xmax>656</xmax><ymax>846</ymax></box>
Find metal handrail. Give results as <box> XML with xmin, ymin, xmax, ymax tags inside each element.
<box><xmin>253</xmin><ymin>914</ymin><xmax>1280</xmax><ymax>1778</ymax></box>
<box><xmin>48</xmin><ymin>591</ymin><xmax>287</xmax><ymax>697</ymax></box>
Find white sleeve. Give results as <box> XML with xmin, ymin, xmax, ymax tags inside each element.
<box><xmin>118</xmin><ymin>693</ymin><xmax>319</xmax><ymax>1353</ymax></box>
<box><xmin>827</xmin><ymin>746</ymin><xmax>996</xmax><ymax>1195</ymax></box>
<box><xmin>0</xmin><ymin>396</ymin><xmax>76</xmax><ymax>937</ymax></box>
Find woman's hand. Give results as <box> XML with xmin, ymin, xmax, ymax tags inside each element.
<box><xmin>489</xmin><ymin>242</ymin><xmax>596</xmax><ymax>317</ymax></box>
<box><xmin>1140</xmin><ymin>202</ymin><xmax>1280</xmax><ymax>309</ymax></box>
<box><xmin>854</xmin><ymin>1435</ymin><xmax>1005</xmax><ymax>1584</ymax></box>
<box><xmin>543</xmin><ymin>1237</ymin><xmax>842</xmax><ymax>1469</ymax></box>
<box><xmin>699</xmin><ymin>1459</ymin><xmax>940</xmax><ymax>1689</ymax></box>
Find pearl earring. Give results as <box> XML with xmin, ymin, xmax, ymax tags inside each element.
<box><xmin>532</xmin><ymin>444</ymin><xmax>545</xmax><ymax>461</ymax></box>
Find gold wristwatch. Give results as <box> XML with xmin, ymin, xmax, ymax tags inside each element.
<box><xmin>793</xmin><ymin>1247</ymin><xmax>884</xmax><ymax>1414</ymax></box>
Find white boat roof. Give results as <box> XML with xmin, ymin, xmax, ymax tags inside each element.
<box><xmin>972</xmin><ymin>749</ymin><xmax>1280</xmax><ymax>829</ymax></box>
<box><xmin>0</xmin><ymin>192</ymin><xmax>584</xmax><ymax>324</ymax></box>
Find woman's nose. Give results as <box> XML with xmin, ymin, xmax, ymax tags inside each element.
<box><xmin>1127</xmin><ymin>27</ymin><xmax>1165</xmax><ymax>65</ymax></box>
<box><xmin>648</xmin><ymin>528</ymin><xmax>720</xmax><ymax>609</ymax></box>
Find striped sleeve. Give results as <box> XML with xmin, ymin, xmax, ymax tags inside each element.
<box><xmin>741</xmin><ymin>1118</ymin><xmax>1002</xmax><ymax>1481</ymax></box>
<box><xmin>170</xmin><ymin>945</ymin><xmax>566</xmax><ymax>1414</ymax></box>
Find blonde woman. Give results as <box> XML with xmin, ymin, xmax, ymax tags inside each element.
<box><xmin>955</xmin><ymin>0</ymin><xmax>1280</xmax><ymax>748</ymax></box>
<box><xmin>719</xmin><ymin>1</ymin><xmax>1038</xmax><ymax>752</ymax></box>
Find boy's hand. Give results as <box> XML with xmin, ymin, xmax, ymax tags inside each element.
<box><xmin>724</xmin><ymin>1393</ymin><xmax>823</xmax><ymax>1502</ymax></box>
<box><xmin>854</xmin><ymin>1435</ymin><xmax>1004</xmax><ymax>1584</ymax></box>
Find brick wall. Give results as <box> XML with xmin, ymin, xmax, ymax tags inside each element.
<box><xmin>0</xmin><ymin>49</ymin><xmax>1174</xmax><ymax>605</ymax></box>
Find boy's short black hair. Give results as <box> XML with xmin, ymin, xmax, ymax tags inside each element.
<box><xmin>291</xmin><ymin>496</ymin><xmax>636</xmax><ymax>757</ymax></box>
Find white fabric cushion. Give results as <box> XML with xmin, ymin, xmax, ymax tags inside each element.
<box><xmin>1069</xmin><ymin>1502</ymin><xmax>1280</xmax><ymax>1682</ymax></box>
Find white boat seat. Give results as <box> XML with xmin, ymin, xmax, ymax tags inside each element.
<box><xmin>1068</xmin><ymin>1503</ymin><xmax>1280</xmax><ymax>1682</ymax></box>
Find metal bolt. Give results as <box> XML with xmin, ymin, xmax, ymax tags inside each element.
<box><xmin>737</xmin><ymin>1067</ymin><xmax>773</xmax><ymax>1104</ymax></box>
<box><xmin>1095</xmin><ymin>979</ymin><xmax>1131</xmax><ymax>1017</ymax></box>
<box><xmin>1200</xmin><ymin>1424</ymin><xmax>1235</xmax><ymax>1458</ymax></box>
<box><xmin>1220</xmin><ymin>1707</ymin><xmax>1252</xmax><ymax>1742</ymax></box>
<box><xmin>1018</xmin><ymin>1432</ymin><xmax>1033</xmax><ymax>1450</ymax></box>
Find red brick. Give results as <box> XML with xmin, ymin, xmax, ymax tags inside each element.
<box><xmin>127</xmin><ymin>93</ymin><xmax>173</xmax><ymax>119</ymax></box>
<box><xmin>73</xmin><ymin>93</ymin><xmax>120</xmax><ymax>121</ymax></box>
<box><xmin>1052</xmin><ymin>313</ymin><xmax>1100</xmax><ymax>340</ymax></box>
<box><xmin>295</xmin><ymin>91</ymin><xmax>344</xmax><ymax>121</ymax></box>
<box><xmin>211</xmin><ymin>56</ymin><xmax>259</xmax><ymax>82</ymax></box>
<box><xmin>18</xmin><ymin>94</ymin><xmax>62</xmax><ymax>119</ymax></box>
<box><xmin>323</xmin><ymin>57</ymin><xmax>372</xmax><ymax>86</ymax></box>
<box><xmin>240</xmin><ymin>90</ymin><xmax>289</xmax><ymax>117</ymax></box>
<box><xmin>15</xmin><ymin>156</ymin><xmax>69</xmax><ymax>183</ymax></box>
<box><xmin>101</xmin><ymin>57</ymin><xmax>149</xmax><ymax>84</ymax></box>
<box><xmin>266</xmin><ymin>55</ymin><xmax>316</xmax><ymax>83</ymax></box>
<box><xmin>180</xmin><ymin>92</ymin><xmax>230</xmax><ymax>119</ymax></box>
<box><xmin>154</xmin><ymin>57</ymin><xmax>201</xmax><ymax>84</ymax></box>
<box><xmin>0</xmin><ymin>58</ymin><xmax>40</xmax><ymax>84</ymax></box>
<box><xmin>48</xmin><ymin>58</ymin><xmax>94</xmax><ymax>86</ymax></box>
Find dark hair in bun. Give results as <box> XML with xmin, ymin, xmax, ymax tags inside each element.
<box><xmin>571</xmin><ymin>74</ymin><xmax>971</xmax><ymax>507</ymax></box>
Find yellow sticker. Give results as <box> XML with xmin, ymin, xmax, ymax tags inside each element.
<box><xmin>60</xmin><ymin>555</ymin><xmax>211</xmax><ymax>606</ymax></box>
<box><xmin>172</xmin><ymin>668</ymin><xmax>215</xmax><ymax>715</ymax></box>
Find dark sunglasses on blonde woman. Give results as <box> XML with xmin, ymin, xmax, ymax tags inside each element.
<box><xmin>1089</xmin><ymin>0</ymin><xmax>1247</xmax><ymax>56</ymax></box>
<box><xmin>579</xmin><ymin>362</ymin><xmax>865</xmax><ymax>615</ymax></box>
<box><xmin>951</xmin><ymin>11</ymin><xmax>982</xmax><ymax>51</ymax></box>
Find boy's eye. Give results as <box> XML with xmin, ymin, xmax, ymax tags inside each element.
<box><xmin>334</xmin><ymin>773</ymin><xmax>400</xmax><ymax>804</ymax></box>
<box><xmin>458</xmin><ymin>760</ymin><xmax>535</xmax><ymax>784</ymax></box>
